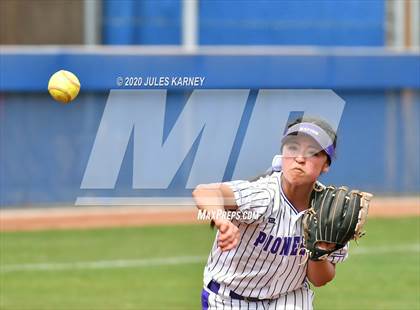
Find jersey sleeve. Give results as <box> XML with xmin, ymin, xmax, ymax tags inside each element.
<box><xmin>224</xmin><ymin>176</ymin><xmax>274</xmax><ymax>223</ymax></box>
<box><xmin>327</xmin><ymin>243</ymin><xmax>349</xmax><ymax>264</ymax></box>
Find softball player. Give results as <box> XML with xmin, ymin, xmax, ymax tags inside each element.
<box><xmin>193</xmin><ymin>117</ymin><xmax>348</xmax><ymax>310</ymax></box>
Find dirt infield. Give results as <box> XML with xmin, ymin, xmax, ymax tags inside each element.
<box><xmin>0</xmin><ymin>197</ymin><xmax>418</xmax><ymax>232</ymax></box>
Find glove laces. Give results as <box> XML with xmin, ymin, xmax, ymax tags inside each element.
<box><xmin>298</xmin><ymin>208</ymin><xmax>316</xmax><ymax>266</ymax></box>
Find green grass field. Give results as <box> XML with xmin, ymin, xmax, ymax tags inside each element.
<box><xmin>1</xmin><ymin>218</ymin><xmax>419</xmax><ymax>310</ymax></box>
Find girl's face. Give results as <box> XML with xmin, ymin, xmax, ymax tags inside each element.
<box><xmin>281</xmin><ymin>135</ymin><xmax>330</xmax><ymax>186</ymax></box>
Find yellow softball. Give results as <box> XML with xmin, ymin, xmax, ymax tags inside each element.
<box><xmin>48</xmin><ymin>70</ymin><xmax>81</xmax><ymax>104</ymax></box>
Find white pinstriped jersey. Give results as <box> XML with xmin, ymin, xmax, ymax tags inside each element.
<box><xmin>203</xmin><ymin>171</ymin><xmax>348</xmax><ymax>301</ymax></box>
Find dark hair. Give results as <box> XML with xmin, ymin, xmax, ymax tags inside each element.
<box><xmin>283</xmin><ymin>116</ymin><xmax>337</xmax><ymax>165</ymax></box>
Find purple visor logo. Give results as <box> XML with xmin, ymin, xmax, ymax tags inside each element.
<box><xmin>281</xmin><ymin>122</ymin><xmax>335</xmax><ymax>160</ymax></box>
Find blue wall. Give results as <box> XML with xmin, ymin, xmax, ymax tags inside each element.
<box><xmin>0</xmin><ymin>50</ymin><xmax>419</xmax><ymax>206</ymax></box>
<box><xmin>102</xmin><ymin>0</ymin><xmax>385</xmax><ymax>46</ymax></box>
<box><xmin>199</xmin><ymin>1</ymin><xmax>385</xmax><ymax>46</ymax></box>
<box><xmin>1</xmin><ymin>51</ymin><xmax>419</xmax><ymax>91</ymax></box>
<box><xmin>1</xmin><ymin>90</ymin><xmax>419</xmax><ymax>207</ymax></box>
<box><xmin>103</xmin><ymin>0</ymin><xmax>181</xmax><ymax>44</ymax></box>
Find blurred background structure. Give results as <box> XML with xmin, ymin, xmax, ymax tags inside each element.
<box><xmin>0</xmin><ymin>0</ymin><xmax>419</xmax><ymax>207</ymax></box>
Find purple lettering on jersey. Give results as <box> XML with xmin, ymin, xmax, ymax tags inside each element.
<box><xmin>254</xmin><ymin>231</ymin><xmax>267</xmax><ymax>246</ymax></box>
<box><xmin>290</xmin><ymin>236</ymin><xmax>301</xmax><ymax>255</ymax></box>
<box><xmin>270</xmin><ymin>237</ymin><xmax>282</xmax><ymax>254</ymax></box>
<box><xmin>279</xmin><ymin>237</ymin><xmax>292</xmax><ymax>255</ymax></box>
<box><xmin>263</xmin><ymin>235</ymin><xmax>274</xmax><ymax>251</ymax></box>
<box><xmin>299</xmin><ymin>247</ymin><xmax>306</xmax><ymax>256</ymax></box>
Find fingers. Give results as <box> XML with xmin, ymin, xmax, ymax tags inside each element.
<box><xmin>220</xmin><ymin>237</ymin><xmax>238</xmax><ymax>251</ymax></box>
<box><xmin>218</xmin><ymin>222</ymin><xmax>240</xmax><ymax>251</ymax></box>
<box><xmin>219</xmin><ymin>235</ymin><xmax>238</xmax><ymax>251</ymax></box>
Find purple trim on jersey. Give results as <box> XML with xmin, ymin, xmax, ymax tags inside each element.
<box><xmin>207</xmin><ymin>280</ymin><xmax>220</xmax><ymax>293</ymax></box>
<box><xmin>280</xmin><ymin>190</ymin><xmax>298</xmax><ymax>215</ymax></box>
<box><xmin>201</xmin><ymin>289</ymin><xmax>210</xmax><ymax>310</ymax></box>
<box><xmin>279</xmin><ymin>172</ymin><xmax>299</xmax><ymax>214</ymax></box>
<box><xmin>282</xmin><ymin>122</ymin><xmax>335</xmax><ymax>160</ymax></box>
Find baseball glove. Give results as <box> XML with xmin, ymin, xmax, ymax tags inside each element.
<box><xmin>302</xmin><ymin>183</ymin><xmax>373</xmax><ymax>261</ymax></box>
